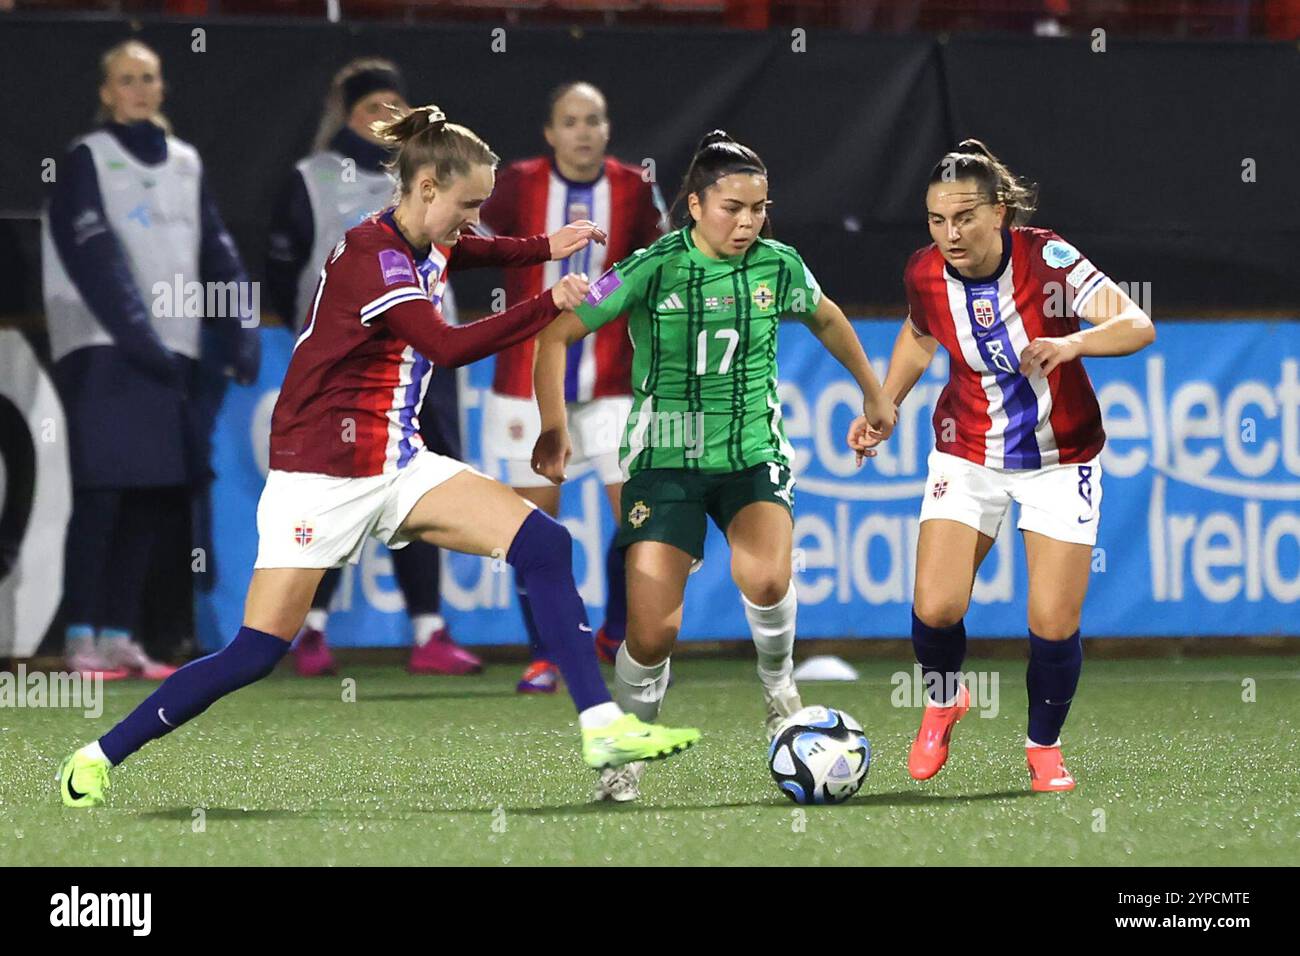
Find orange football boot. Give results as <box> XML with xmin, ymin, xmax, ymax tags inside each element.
<box><xmin>908</xmin><ymin>682</ymin><xmax>970</xmax><ymax>780</ymax></box>
<box><xmin>1026</xmin><ymin>744</ymin><xmax>1076</xmax><ymax>792</ymax></box>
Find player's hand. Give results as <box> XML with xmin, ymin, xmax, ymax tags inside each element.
<box><xmin>847</xmin><ymin>414</ymin><xmax>892</xmax><ymax>467</ymax></box>
<box><xmin>549</xmin><ymin>273</ymin><xmax>590</xmax><ymax>311</ymax></box>
<box><xmin>549</xmin><ymin>220</ymin><xmax>608</xmax><ymax>260</ymax></box>
<box><xmin>864</xmin><ymin>393</ymin><xmax>897</xmax><ymax>439</ymax></box>
<box><xmin>531</xmin><ymin>427</ymin><xmax>573</xmax><ymax>485</ymax></box>
<box><xmin>1020</xmin><ymin>335</ymin><xmax>1081</xmax><ymax>378</ymax></box>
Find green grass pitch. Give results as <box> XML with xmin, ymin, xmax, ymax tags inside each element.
<box><xmin>3</xmin><ymin>655</ymin><xmax>1296</xmax><ymax>865</ymax></box>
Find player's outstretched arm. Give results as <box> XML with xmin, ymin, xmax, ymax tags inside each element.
<box><xmin>847</xmin><ymin>315</ymin><xmax>937</xmax><ymax>465</ymax></box>
<box><xmin>449</xmin><ymin>220</ymin><xmax>607</xmax><ymax>271</ymax></box>
<box><xmin>801</xmin><ymin>293</ymin><xmax>896</xmax><ymax>440</ymax></box>
<box><xmin>384</xmin><ymin>273</ymin><xmax>586</xmax><ymax>369</ymax></box>
<box><xmin>530</xmin><ymin>310</ymin><xmax>590</xmax><ymax>484</ymax></box>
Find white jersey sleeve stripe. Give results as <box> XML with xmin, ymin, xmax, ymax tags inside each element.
<box><xmin>1073</xmin><ymin>273</ymin><xmax>1114</xmax><ymax>317</ymax></box>
<box><xmin>360</xmin><ymin>287</ymin><xmax>427</xmax><ymax>325</ymax></box>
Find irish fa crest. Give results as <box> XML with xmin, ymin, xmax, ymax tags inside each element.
<box><xmin>628</xmin><ymin>500</ymin><xmax>651</xmax><ymax>528</ymax></box>
<box><xmin>751</xmin><ymin>282</ymin><xmax>775</xmax><ymax>311</ymax></box>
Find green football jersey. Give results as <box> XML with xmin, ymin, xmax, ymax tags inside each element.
<box><xmin>575</xmin><ymin>225</ymin><xmax>822</xmax><ymax>475</ymax></box>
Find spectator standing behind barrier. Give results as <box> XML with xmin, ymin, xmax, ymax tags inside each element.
<box><xmin>265</xmin><ymin>58</ymin><xmax>483</xmax><ymax>677</ymax></box>
<box><xmin>42</xmin><ymin>39</ymin><xmax>259</xmax><ymax>680</ymax></box>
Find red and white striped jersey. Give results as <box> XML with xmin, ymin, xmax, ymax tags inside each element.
<box><xmin>269</xmin><ymin>214</ymin><xmax>449</xmax><ymax>477</ymax></box>
<box><xmin>481</xmin><ymin>156</ymin><xmax>666</xmax><ymax>401</ymax></box>
<box><xmin>905</xmin><ymin>226</ymin><xmax>1109</xmax><ymax>470</ymax></box>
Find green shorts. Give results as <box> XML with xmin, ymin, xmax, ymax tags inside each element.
<box><xmin>617</xmin><ymin>462</ymin><xmax>795</xmax><ymax>559</ymax></box>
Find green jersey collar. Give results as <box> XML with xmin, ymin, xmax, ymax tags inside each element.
<box><xmin>682</xmin><ymin>225</ymin><xmax>751</xmax><ymax>268</ymax></box>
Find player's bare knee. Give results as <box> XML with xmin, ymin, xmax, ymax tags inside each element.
<box><xmin>913</xmin><ymin>596</ymin><xmax>968</xmax><ymax>629</ymax></box>
<box><xmin>1027</xmin><ymin>605</ymin><xmax>1082</xmax><ymax>639</ymax></box>
<box><xmin>625</xmin><ymin>627</ymin><xmax>674</xmax><ymax>666</ymax></box>
<box><xmin>731</xmin><ymin>558</ymin><xmax>788</xmax><ymax>606</ymax></box>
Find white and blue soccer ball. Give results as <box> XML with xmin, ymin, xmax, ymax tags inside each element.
<box><xmin>768</xmin><ymin>706</ymin><xmax>871</xmax><ymax>805</ymax></box>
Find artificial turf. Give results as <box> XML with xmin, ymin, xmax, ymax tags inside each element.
<box><xmin>2</xmin><ymin>655</ymin><xmax>1296</xmax><ymax>865</ymax></box>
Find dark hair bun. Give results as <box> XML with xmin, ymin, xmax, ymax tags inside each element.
<box><xmin>697</xmin><ymin>129</ymin><xmax>734</xmax><ymax>151</ymax></box>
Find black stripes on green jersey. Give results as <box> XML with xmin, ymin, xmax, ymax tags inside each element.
<box><xmin>575</xmin><ymin>226</ymin><xmax>821</xmax><ymax>475</ymax></box>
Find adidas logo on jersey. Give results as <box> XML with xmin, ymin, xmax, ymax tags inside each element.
<box><xmin>656</xmin><ymin>293</ymin><xmax>685</xmax><ymax>311</ymax></box>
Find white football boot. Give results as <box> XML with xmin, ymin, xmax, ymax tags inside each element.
<box><xmin>764</xmin><ymin>678</ymin><xmax>804</xmax><ymax>741</ymax></box>
<box><xmin>593</xmin><ymin>760</ymin><xmax>646</xmax><ymax>803</ymax></box>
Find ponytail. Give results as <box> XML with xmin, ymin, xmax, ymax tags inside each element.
<box><xmin>929</xmin><ymin>138</ymin><xmax>1038</xmax><ymax>226</ymax></box>
<box><xmin>372</xmin><ymin>104</ymin><xmax>500</xmax><ymax>197</ymax></box>
<box><xmin>669</xmin><ymin>129</ymin><xmax>771</xmax><ymax>236</ymax></box>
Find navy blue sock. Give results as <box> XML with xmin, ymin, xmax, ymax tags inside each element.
<box><xmin>507</xmin><ymin>509</ymin><xmax>611</xmax><ymax>712</ymax></box>
<box><xmin>603</xmin><ymin>534</ymin><xmax>627</xmax><ymax>641</ymax></box>
<box><xmin>515</xmin><ymin>578</ymin><xmax>546</xmax><ymax>662</ymax></box>
<box><xmin>392</xmin><ymin>541</ymin><xmax>441</xmax><ymax>617</ymax></box>
<box><xmin>911</xmin><ymin>609</ymin><xmax>967</xmax><ymax>704</ymax></box>
<box><xmin>98</xmin><ymin>626</ymin><xmax>289</xmax><ymax>765</ymax></box>
<box><xmin>1026</xmin><ymin>629</ymin><xmax>1082</xmax><ymax>746</ymax></box>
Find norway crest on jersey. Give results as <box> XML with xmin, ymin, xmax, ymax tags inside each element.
<box><xmin>972</xmin><ymin>297</ymin><xmax>997</xmax><ymax>329</ymax></box>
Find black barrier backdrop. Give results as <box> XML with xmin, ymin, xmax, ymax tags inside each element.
<box><xmin>0</xmin><ymin>15</ymin><xmax>1296</xmax><ymax>314</ymax></box>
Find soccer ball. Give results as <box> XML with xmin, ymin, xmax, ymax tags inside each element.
<box><xmin>768</xmin><ymin>706</ymin><xmax>871</xmax><ymax>805</ymax></box>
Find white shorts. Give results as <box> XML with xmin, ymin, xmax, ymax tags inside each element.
<box><xmin>482</xmin><ymin>391</ymin><xmax>632</xmax><ymax>489</ymax></box>
<box><xmin>254</xmin><ymin>450</ymin><xmax>473</xmax><ymax>569</ymax></box>
<box><xmin>919</xmin><ymin>449</ymin><xmax>1102</xmax><ymax>546</ymax></box>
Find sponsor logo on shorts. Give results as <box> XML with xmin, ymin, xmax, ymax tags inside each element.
<box><xmin>628</xmin><ymin>500</ymin><xmax>651</xmax><ymax>528</ymax></box>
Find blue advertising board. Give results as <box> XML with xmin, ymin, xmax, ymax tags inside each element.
<box><xmin>197</xmin><ymin>319</ymin><xmax>1299</xmax><ymax>649</ymax></box>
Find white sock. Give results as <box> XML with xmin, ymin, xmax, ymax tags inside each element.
<box><xmin>743</xmin><ymin>581</ymin><xmax>797</xmax><ymax>687</ymax></box>
<box><xmin>79</xmin><ymin>741</ymin><xmax>111</xmax><ymax>766</ymax></box>
<box><xmin>411</xmin><ymin>614</ymin><xmax>446</xmax><ymax>647</ymax></box>
<box><xmin>578</xmin><ymin>701</ymin><xmax>623</xmax><ymax>729</ymax></box>
<box><xmin>304</xmin><ymin>609</ymin><xmax>328</xmax><ymax>633</ymax></box>
<box><xmin>613</xmin><ymin>643</ymin><xmax>670</xmax><ymax>723</ymax></box>
<box><xmin>1026</xmin><ymin>736</ymin><xmax>1062</xmax><ymax>749</ymax></box>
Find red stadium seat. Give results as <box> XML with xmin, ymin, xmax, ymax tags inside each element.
<box><xmin>551</xmin><ymin>0</ymin><xmax>643</xmax><ymax>10</ymax></box>
<box><xmin>445</xmin><ymin>0</ymin><xmax>547</xmax><ymax>9</ymax></box>
<box><xmin>651</xmin><ymin>0</ymin><xmax>726</xmax><ymax>10</ymax></box>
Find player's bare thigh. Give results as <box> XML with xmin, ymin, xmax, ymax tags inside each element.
<box><xmin>726</xmin><ymin>501</ymin><xmax>793</xmax><ymax>606</ymax></box>
<box><xmin>514</xmin><ymin>483</ymin><xmax>560</xmax><ymax>518</ymax></box>
<box><xmin>914</xmin><ymin>519</ymin><xmax>997</xmax><ymax>626</ymax></box>
<box><xmin>624</xmin><ymin>540</ymin><xmax>694</xmax><ymax>666</ymax></box>
<box><xmin>1022</xmin><ymin>530</ymin><xmax>1093</xmax><ymax>639</ymax></box>
<box><xmin>514</xmin><ymin>479</ymin><xmax>620</xmax><ymax>518</ymax></box>
<box><xmin>244</xmin><ymin>567</ymin><xmax>328</xmax><ymax>640</ymax></box>
<box><xmin>401</xmin><ymin>469</ymin><xmax>535</xmax><ymax>557</ymax></box>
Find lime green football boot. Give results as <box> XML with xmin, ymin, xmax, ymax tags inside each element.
<box><xmin>582</xmin><ymin>713</ymin><xmax>700</xmax><ymax>770</ymax></box>
<box><xmin>58</xmin><ymin>750</ymin><xmax>111</xmax><ymax>808</ymax></box>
